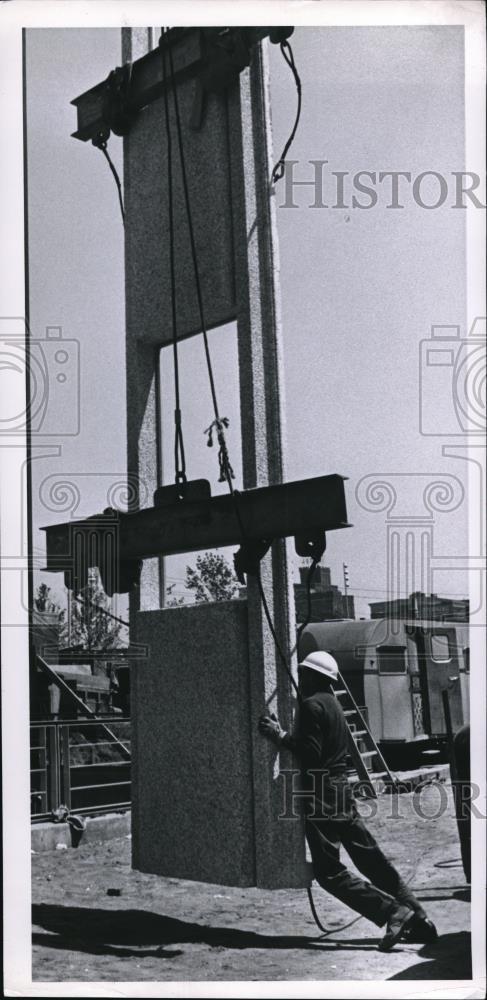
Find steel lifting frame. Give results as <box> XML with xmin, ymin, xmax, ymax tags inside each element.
<box><xmin>42</xmin><ymin>475</ymin><xmax>351</xmax><ymax>595</ymax></box>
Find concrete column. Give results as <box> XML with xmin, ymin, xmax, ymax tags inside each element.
<box><xmin>229</xmin><ymin>44</ymin><xmax>305</xmax><ymax>887</ymax></box>
<box><xmin>123</xmin><ymin>27</ymin><xmax>162</xmax><ymax>613</ymax></box>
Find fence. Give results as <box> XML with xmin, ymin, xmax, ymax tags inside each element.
<box><xmin>30</xmin><ymin>717</ymin><xmax>131</xmax><ymax>821</ymax></box>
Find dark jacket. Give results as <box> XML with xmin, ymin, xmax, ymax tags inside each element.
<box><xmin>282</xmin><ymin>691</ymin><xmax>351</xmax><ymax>814</ymax></box>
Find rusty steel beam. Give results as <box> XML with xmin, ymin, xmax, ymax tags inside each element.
<box><xmin>42</xmin><ymin>475</ymin><xmax>350</xmax><ymax>588</ymax></box>
<box><xmin>71</xmin><ymin>29</ymin><xmax>203</xmax><ymax>141</ymax></box>
<box><xmin>71</xmin><ymin>27</ymin><xmax>294</xmax><ymax>142</ymax></box>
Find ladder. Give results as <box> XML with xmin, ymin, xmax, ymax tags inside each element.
<box><xmin>334</xmin><ymin>671</ymin><xmax>397</xmax><ymax>798</ymax></box>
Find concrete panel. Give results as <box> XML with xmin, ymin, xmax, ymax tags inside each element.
<box><xmin>132</xmin><ymin>600</ymin><xmax>257</xmax><ymax>886</ymax></box>
<box><xmin>125</xmin><ymin>81</ymin><xmax>236</xmax><ymax>344</ymax></box>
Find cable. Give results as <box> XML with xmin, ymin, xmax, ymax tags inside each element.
<box><xmin>163</xmin><ymin>31</ymin><xmax>235</xmax><ymax>493</ymax></box>
<box><xmin>160</xmin><ymin>33</ymin><xmax>187</xmax><ymax>486</ymax></box>
<box><xmin>300</xmin><ymin>559</ymin><xmax>364</xmax><ymax>938</ymax></box>
<box><xmin>258</xmin><ymin>560</ymin><xmax>359</xmax><ymax>937</ymax></box>
<box><xmin>306</xmin><ymin>841</ymin><xmax>436</xmax><ymax>939</ymax></box>
<box><xmin>433</xmin><ymin>858</ymin><xmax>463</xmax><ymax>870</ymax></box>
<box><xmin>257</xmin><ymin>555</ymin><xmax>361</xmax><ymax>939</ymax></box>
<box><xmin>307</xmin><ymin>886</ymin><xmax>363</xmax><ymax>938</ymax></box>
<box><xmin>410</xmin><ymin>883</ymin><xmax>469</xmax><ymax>891</ymax></box>
<box><xmin>271</xmin><ymin>40</ymin><xmax>302</xmax><ymax>186</ymax></box>
<box><xmin>256</xmin><ymin>555</ymin><xmax>320</xmax><ymax>702</ymax></box>
<box><xmin>256</xmin><ymin>568</ymin><xmax>301</xmax><ymax>701</ymax></box>
<box><xmin>93</xmin><ymin>137</ymin><xmax>125</xmax><ymax>224</ymax></box>
<box><xmin>296</xmin><ymin>558</ymin><xmax>319</xmax><ymax>652</ymax></box>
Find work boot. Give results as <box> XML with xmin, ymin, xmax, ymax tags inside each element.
<box><xmin>378</xmin><ymin>904</ymin><xmax>415</xmax><ymax>952</ymax></box>
<box><xmin>401</xmin><ymin>915</ymin><xmax>438</xmax><ymax>944</ymax></box>
<box><xmin>395</xmin><ymin>883</ymin><xmax>427</xmax><ymax>920</ymax></box>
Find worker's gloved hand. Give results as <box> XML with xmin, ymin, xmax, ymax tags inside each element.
<box><xmin>258</xmin><ymin>712</ymin><xmax>285</xmax><ymax>745</ymax></box>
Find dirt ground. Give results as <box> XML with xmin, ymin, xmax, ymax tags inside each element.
<box><xmin>32</xmin><ymin>781</ymin><xmax>472</xmax><ymax>985</ymax></box>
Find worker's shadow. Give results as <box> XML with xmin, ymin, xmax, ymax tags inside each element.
<box><xmin>388</xmin><ymin>932</ymin><xmax>472</xmax><ymax>981</ymax></box>
<box><xmin>32</xmin><ymin>903</ymin><xmax>378</xmax><ymax>959</ymax></box>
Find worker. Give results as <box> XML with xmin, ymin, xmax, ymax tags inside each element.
<box><xmin>259</xmin><ymin>650</ymin><xmax>438</xmax><ymax>951</ymax></box>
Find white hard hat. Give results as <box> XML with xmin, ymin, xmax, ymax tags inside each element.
<box><xmin>298</xmin><ymin>650</ymin><xmax>339</xmax><ymax>683</ymax></box>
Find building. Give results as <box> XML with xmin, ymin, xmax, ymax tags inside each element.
<box><xmin>369</xmin><ymin>591</ymin><xmax>469</xmax><ymax>623</ymax></box>
<box><xmin>294</xmin><ymin>565</ymin><xmax>355</xmax><ymax>623</ymax></box>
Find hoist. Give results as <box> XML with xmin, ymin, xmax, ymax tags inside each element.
<box><xmin>43</xmin><ymin>25</ymin><xmax>371</xmax><ymax>924</ymax></box>
<box><xmin>42</xmin><ymin>26</ymin><xmax>351</xmax><ymax>601</ymax></box>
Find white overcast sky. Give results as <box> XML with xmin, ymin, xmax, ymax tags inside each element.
<box><xmin>25</xmin><ymin>25</ymin><xmax>472</xmax><ymax>618</ymax></box>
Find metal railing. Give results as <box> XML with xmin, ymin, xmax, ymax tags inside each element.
<box><xmin>30</xmin><ymin>718</ymin><xmax>131</xmax><ymax>821</ymax></box>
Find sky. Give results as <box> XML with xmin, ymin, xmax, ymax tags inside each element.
<box><xmin>25</xmin><ymin>25</ymin><xmax>471</xmax><ymax>619</ymax></box>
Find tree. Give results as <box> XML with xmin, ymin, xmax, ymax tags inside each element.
<box><xmin>165</xmin><ymin>585</ymin><xmax>185</xmax><ymax>608</ymax></box>
<box><xmin>184</xmin><ymin>552</ymin><xmax>239</xmax><ymax>603</ymax></box>
<box><xmin>63</xmin><ymin>570</ymin><xmax>124</xmax><ymax>651</ymax></box>
<box><xmin>34</xmin><ymin>582</ymin><xmax>63</xmax><ymax>616</ymax></box>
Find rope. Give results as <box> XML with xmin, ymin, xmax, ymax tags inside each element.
<box><xmin>161</xmin><ymin>34</ymin><xmax>187</xmax><ymax>486</ymax></box>
<box><xmin>204</xmin><ymin>417</ymin><xmax>235</xmax><ymax>483</ymax></box>
<box><xmin>271</xmin><ymin>40</ymin><xmax>302</xmax><ymax>186</ymax></box>
<box><xmin>93</xmin><ymin>136</ymin><xmax>125</xmax><ymax>224</ymax></box>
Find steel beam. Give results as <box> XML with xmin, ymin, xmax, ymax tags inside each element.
<box><xmin>42</xmin><ymin>474</ymin><xmax>349</xmax><ymax>573</ymax></box>
<box><xmin>71</xmin><ymin>29</ymin><xmax>202</xmax><ymax>141</ymax></box>
<box><xmin>71</xmin><ymin>27</ymin><xmax>293</xmax><ymax>142</ymax></box>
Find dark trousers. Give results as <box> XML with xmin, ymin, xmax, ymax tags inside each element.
<box><xmin>305</xmin><ymin>793</ymin><xmax>425</xmax><ymax>928</ymax></box>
